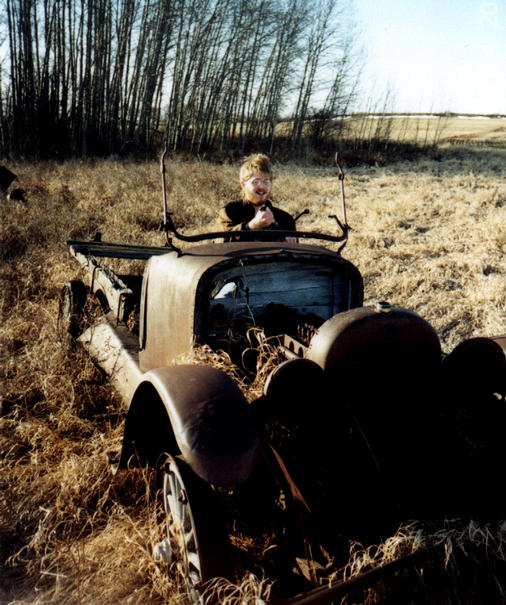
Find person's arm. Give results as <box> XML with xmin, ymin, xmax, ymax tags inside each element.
<box><xmin>216</xmin><ymin>205</ymin><xmax>250</xmax><ymax>232</ymax></box>
<box><xmin>272</xmin><ymin>207</ymin><xmax>296</xmax><ymax>230</ymax></box>
<box><xmin>272</xmin><ymin>207</ymin><xmax>297</xmax><ymax>242</ymax></box>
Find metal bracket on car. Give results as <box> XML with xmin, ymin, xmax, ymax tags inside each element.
<box><xmin>268</xmin><ymin>546</ymin><xmax>435</xmax><ymax>605</ymax></box>
<box><xmin>162</xmin><ymin>211</ymin><xmax>349</xmax><ymax>246</ymax></box>
<box><xmin>162</xmin><ymin>225</ymin><xmax>183</xmax><ymax>257</ymax></box>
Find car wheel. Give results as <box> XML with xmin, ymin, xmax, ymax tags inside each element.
<box><xmin>157</xmin><ymin>454</ymin><xmax>233</xmax><ymax>600</ymax></box>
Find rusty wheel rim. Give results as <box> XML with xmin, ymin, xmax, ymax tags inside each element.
<box><xmin>162</xmin><ymin>458</ymin><xmax>204</xmax><ymax>598</ymax></box>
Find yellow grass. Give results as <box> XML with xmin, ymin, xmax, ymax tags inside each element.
<box><xmin>346</xmin><ymin>115</ymin><xmax>506</xmax><ymax>145</ymax></box>
<box><xmin>438</xmin><ymin>116</ymin><xmax>506</xmax><ymax>144</ymax></box>
<box><xmin>1</xmin><ymin>142</ymin><xmax>505</xmax><ymax>603</ymax></box>
<box><xmin>276</xmin><ymin>115</ymin><xmax>506</xmax><ymax>150</ymax></box>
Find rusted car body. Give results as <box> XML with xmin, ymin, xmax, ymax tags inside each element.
<box><xmin>65</xmin><ymin>222</ymin><xmax>506</xmax><ymax>604</ymax></box>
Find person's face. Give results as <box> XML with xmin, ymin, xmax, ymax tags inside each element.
<box><xmin>240</xmin><ymin>171</ymin><xmax>272</xmax><ymax>205</ymax></box>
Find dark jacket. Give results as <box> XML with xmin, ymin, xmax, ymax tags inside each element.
<box><xmin>216</xmin><ymin>200</ymin><xmax>296</xmax><ymax>241</ymax></box>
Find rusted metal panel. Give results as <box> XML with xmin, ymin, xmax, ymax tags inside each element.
<box><xmin>139</xmin><ymin>244</ymin><xmax>363</xmax><ymax>372</ymax></box>
<box><xmin>307</xmin><ymin>302</ymin><xmax>441</xmax><ymax>380</ymax></box>
<box><xmin>139</xmin><ymin>252</ymin><xmax>200</xmax><ymax>371</ymax></box>
<box><xmin>79</xmin><ymin>319</ymin><xmax>142</xmax><ymax>404</ymax></box>
<box><xmin>69</xmin><ymin>247</ymin><xmax>134</xmax><ymax>322</ymax></box>
<box><xmin>68</xmin><ymin>238</ymin><xmax>353</xmax><ymax>261</ymax></box>
<box><xmin>120</xmin><ymin>365</ymin><xmax>260</xmax><ymax>486</ymax></box>
<box><xmin>68</xmin><ymin>239</ymin><xmax>171</xmax><ymax>260</ymax></box>
<box><xmin>184</xmin><ymin>240</ymin><xmax>354</xmax><ymax>260</ymax></box>
<box><xmin>280</xmin><ymin>334</ymin><xmax>308</xmax><ymax>358</ymax></box>
<box><xmin>441</xmin><ymin>334</ymin><xmax>506</xmax><ymax>396</ymax></box>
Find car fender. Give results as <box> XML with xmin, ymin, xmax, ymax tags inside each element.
<box><xmin>307</xmin><ymin>303</ymin><xmax>441</xmax><ymax>388</ymax></box>
<box><xmin>118</xmin><ymin>364</ymin><xmax>260</xmax><ymax>487</ymax></box>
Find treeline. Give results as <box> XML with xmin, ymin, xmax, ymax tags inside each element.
<box><xmin>0</xmin><ymin>0</ymin><xmax>358</xmax><ymax>159</ymax></box>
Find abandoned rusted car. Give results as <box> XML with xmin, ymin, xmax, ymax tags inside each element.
<box><xmin>63</xmin><ymin>174</ymin><xmax>506</xmax><ymax>603</ymax></box>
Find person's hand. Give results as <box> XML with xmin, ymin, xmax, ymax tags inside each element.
<box><xmin>248</xmin><ymin>205</ymin><xmax>274</xmax><ymax>230</ymax></box>
<box><xmin>285</xmin><ymin>236</ymin><xmax>297</xmax><ymax>243</ymax></box>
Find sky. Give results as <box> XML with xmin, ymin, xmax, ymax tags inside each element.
<box><xmin>353</xmin><ymin>0</ymin><xmax>506</xmax><ymax>114</ymax></box>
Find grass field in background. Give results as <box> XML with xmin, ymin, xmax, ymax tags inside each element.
<box><xmin>1</xmin><ymin>132</ymin><xmax>505</xmax><ymax>602</ymax></box>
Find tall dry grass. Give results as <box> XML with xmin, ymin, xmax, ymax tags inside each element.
<box><xmin>1</xmin><ymin>145</ymin><xmax>505</xmax><ymax>603</ymax></box>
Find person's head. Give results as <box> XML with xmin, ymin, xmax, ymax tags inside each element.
<box><xmin>239</xmin><ymin>153</ymin><xmax>273</xmax><ymax>205</ymax></box>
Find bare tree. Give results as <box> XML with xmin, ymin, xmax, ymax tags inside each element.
<box><xmin>0</xmin><ymin>0</ymin><xmax>361</xmax><ymax>158</ymax></box>
<box><xmin>249</xmin><ymin>0</ymin><xmax>309</xmax><ymax>150</ymax></box>
<box><xmin>290</xmin><ymin>0</ymin><xmax>339</xmax><ymax>151</ymax></box>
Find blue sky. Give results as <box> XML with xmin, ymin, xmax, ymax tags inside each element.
<box><xmin>354</xmin><ymin>0</ymin><xmax>506</xmax><ymax>114</ymax></box>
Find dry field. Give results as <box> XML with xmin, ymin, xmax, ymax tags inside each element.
<box><xmin>0</xmin><ymin>141</ymin><xmax>505</xmax><ymax>604</ymax></box>
<box><xmin>341</xmin><ymin>114</ymin><xmax>506</xmax><ymax>147</ymax></box>
<box><xmin>437</xmin><ymin>115</ymin><xmax>506</xmax><ymax>145</ymax></box>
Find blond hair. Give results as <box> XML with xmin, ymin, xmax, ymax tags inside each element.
<box><xmin>239</xmin><ymin>153</ymin><xmax>273</xmax><ymax>182</ymax></box>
